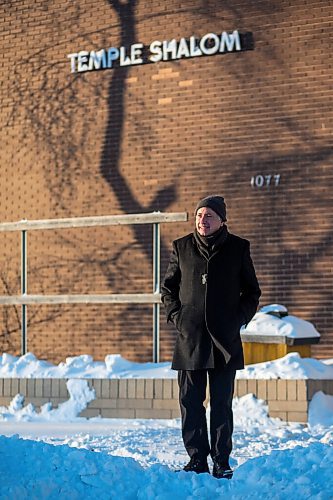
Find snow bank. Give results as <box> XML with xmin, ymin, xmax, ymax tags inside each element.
<box><xmin>2</xmin><ymin>351</ymin><xmax>333</xmax><ymax>380</ymax></box>
<box><xmin>0</xmin><ymin>391</ymin><xmax>332</xmax><ymax>498</ymax></box>
<box><xmin>0</xmin><ymin>434</ymin><xmax>332</xmax><ymax>499</ymax></box>
<box><xmin>232</xmin><ymin>442</ymin><xmax>333</xmax><ymax>498</ymax></box>
<box><xmin>308</xmin><ymin>391</ymin><xmax>333</xmax><ymax>428</ymax></box>
<box><xmin>237</xmin><ymin>352</ymin><xmax>333</xmax><ymax>379</ymax></box>
<box><xmin>0</xmin><ymin>352</ymin><xmax>175</xmax><ymax>379</ymax></box>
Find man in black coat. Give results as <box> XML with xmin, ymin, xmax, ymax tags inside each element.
<box><xmin>161</xmin><ymin>195</ymin><xmax>261</xmax><ymax>478</ymax></box>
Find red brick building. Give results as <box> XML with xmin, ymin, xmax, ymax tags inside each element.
<box><xmin>0</xmin><ymin>0</ymin><xmax>332</xmax><ymax>363</ymax></box>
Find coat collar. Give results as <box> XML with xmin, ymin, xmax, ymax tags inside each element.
<box><xmin>193</xmin><ymin>225</ymin><xmax>229</xmax><ymax>260</ymax></box>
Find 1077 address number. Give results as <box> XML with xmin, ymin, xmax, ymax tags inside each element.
<box><xmin>251</xmin><ymin>174</ymin><xmax>281</xmax><ymax>187</ymax></box>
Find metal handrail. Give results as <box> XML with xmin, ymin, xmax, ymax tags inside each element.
<box><xmin>0</xmin><ymin>212</ymin><xmax>186</xmax><ymax>231</ymax></box>
<box><xmin>0</xmin><ymin>294</ymin><xmax>162</xmax><ymax>305</ymax></box>
<box><xmin>0</xmin><ymin>211</ymin><xmax>188</xmax><ymax>361</ymax></box>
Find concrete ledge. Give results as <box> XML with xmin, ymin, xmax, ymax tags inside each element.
<box><xmin>0</xmin><ymin>378</ymin><xmax>332</xmax><ymax>423</ymax></box>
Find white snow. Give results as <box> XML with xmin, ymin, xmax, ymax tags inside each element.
<box><xmin>241</xmin><ymin>304</ymin><xmax>321</xmax><ymax>339</ymax></box>
<box><xmin>0</xmin><ymin>352</ymin><xmax>175</xmax><ymax>379</ymax></box>
<box><xmin>1</xmin><ymin>351</ymin><xmax>333</xmax><ymax>379</ymax></box>
<box><xmin>0</xmin><ymin>351</ymin><xmax>333</xmax><ymax>497</ymax></box>
<box><xmin>259</xmin><ymin>304</ymin><xmax>288</xmax><ymax>315</ymax></box>
<box><xmin>0</xmin><ymin>305</ymin><xmax>331</xmax><ymax>498</ymax></box>
<box><xmin>308</xmin><ymin>391</ymin><xmax>333</xmax><ymax>428</ymax></box>
<box><xmin>0</xmin><ymin>391</ymin><xmax>332</xmax><ymax>498</ymax></box>
<box><xmin>0</xmin><ymin>379</ymin><xmax>96</xmax><ymax>422</ymax></box>
<box><xmin>237</xmin><ymin>352</ymin><xmax>333</xmax><ymax>379</ymax></box>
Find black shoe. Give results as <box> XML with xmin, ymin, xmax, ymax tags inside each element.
<box><xmin>183</xmin><ymin>457</ymin><xmax>209</xmax><ymax>474</ymax></box>
<box><xmin>212</xmin><ymin>461</ymin><xmax>233</xmax><ymax>479</ymax></box>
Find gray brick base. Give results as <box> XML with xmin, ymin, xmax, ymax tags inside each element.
<box><xmin>0</xmin><ymin>378</ymin><xmax>332</xmax><ymax>423</ymax></box>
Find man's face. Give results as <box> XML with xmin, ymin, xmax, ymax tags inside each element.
<box><xmin>195</xmin><ymin>206</ymin><xmax>223</xmax><ymax>236</ymax></box>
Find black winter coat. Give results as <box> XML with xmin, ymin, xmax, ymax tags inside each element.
<box><xmin>161</xmin><ymin>231</ymin><xmax>261</xmax><ymax>370</ymax></box>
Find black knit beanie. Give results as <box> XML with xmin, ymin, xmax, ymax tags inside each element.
<box><xmin>195</xmin><ymin>195</ymin><xmax>227</xmax><ymax>221</ymax></box>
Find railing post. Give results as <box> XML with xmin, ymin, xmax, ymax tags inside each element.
<box><xmin>152</xmin><ymin>222</ymin><xmax>160</xmax><ymax>363</ymax></box>
<box><xmin>0</xmin><ymin>213</ymin><xmax>188</xmax><ymax>360</ymax></box>
<box><xmin>21</xmin><ymin>229</ymin><xmax>27</xmax><ymax>355</ymax></box>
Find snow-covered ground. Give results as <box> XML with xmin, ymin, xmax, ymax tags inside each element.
<box><xmin>1</xmin><ymin>352</ymin><xmax>333</xmax><ymax>498</ymax></box>
<box><xmin>1</xmin><ymin>394</ymin><xmax>333</xmax><ymax>499</ymax></box>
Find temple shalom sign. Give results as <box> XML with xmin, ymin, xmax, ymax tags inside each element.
<box><xmin>68</xmin><ymin>30</ymin><xmax>242</xmax><ymax>73</ymax></box>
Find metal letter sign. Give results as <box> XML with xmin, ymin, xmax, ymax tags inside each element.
<box><xmin>68</xmin><ymin>31</ymin><xmax>254</xmax><ymax>73</ymax></box>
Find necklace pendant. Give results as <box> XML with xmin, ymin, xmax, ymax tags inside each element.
<box><xmin>201</xmin><ymin>273</ymin><xmax>207</xmax><ymax>285</ymax></box>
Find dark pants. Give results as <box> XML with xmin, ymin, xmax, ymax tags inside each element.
<box><xmin>178</xmin><ymin>366</ymin><xmax>236</xmax><ymax>464</ymax></box>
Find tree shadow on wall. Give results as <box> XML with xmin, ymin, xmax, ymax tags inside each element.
<box><xmin>5</xmin><ymin>0</ymin><xmax>181</xmax><ymax>264</ymax></box>
<box><xmin>3</xmin><ymin>0</ymin><xmax>182</xmax><ymax>352</ymax></box>
<box><xmin>100</xmin><ymin>0</ymin><xmax>178</xmax><ymax>265</ymax></box>
<box><xmin>0</xmin><ymin>1</ymin><xmax>175</xmax><ymax>358</ymax></box>
<box><xmin>0</xmin><ymin>1</ymin><xmax>266</xmax><ymax>353</ymax></box>
<box><xmin>99</xmin><ymin>0</ymin><xmax>179</xmax><ymax>336</ymax></box>
<box><xmin>0</xmin><ymin>265</ymin><xmax>64</xmax><ymax>353</ymax></box>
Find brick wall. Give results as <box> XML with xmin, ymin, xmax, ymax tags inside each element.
<box><xmin>0</xmin><ymin>0</ymin><xmax>332</xmax><ymax>362</ymax></box>
<box><xmin>1</xmin><ymin>377</ymin><xmax>332</xmax><ymax>423</ymax></box>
